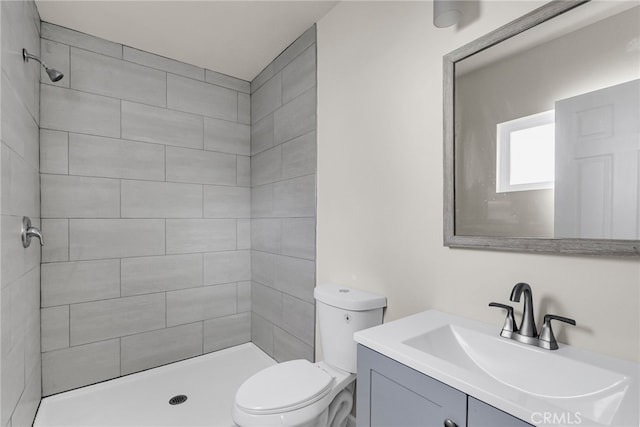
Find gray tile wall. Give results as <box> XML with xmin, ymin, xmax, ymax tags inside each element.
<box><xmin>1</xmin><ymin>1</ymin><xmax>43</xmax><ymax>425</ymax></box>
<box><xmin>39</xmin><ymin>23</ymin><xmax>253</xmax><ymax>396</ymax></box>
<box><xmin>250</xmin><ymin>26</ymin><xmax>317</xmax><ymax>363</ymax></box>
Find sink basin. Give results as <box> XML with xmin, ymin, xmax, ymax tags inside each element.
<box><xmin>404</xmin><ymin>324</ymin><xmax>628</xmax><ymax>399</ymax></box>
<box><xmin>354</xmin><ymin>310</ymin><xmax>639</xmax><ymax>426</ymax></box>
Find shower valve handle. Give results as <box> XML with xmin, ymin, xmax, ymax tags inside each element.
<box><xmin>21</xmin><ymin>216</ymin><xmax>44</xmax><ymax>248</ymax></box>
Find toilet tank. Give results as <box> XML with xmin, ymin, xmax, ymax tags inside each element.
<box><xmin>314</xmin><ymin>284</ymin><xmax>386</xmax><ymax>373</ymax></box>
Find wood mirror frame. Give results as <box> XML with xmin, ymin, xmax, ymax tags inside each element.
<box><xmin>443</xmin><ymin>0</ymin><xmax>640</xmax><ymax>256</ymax></box>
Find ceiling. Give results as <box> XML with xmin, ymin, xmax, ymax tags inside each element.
<box><xmin>35</xmin><ymin>1</ymin><xmax>338</xmax><ymax>82</ymax></box>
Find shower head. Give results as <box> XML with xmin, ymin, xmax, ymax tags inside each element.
<box><xmin>23</xmin><ymin>48</ymin><xmax>64</xmax><ymax>82</ymax></box>
<box><xmin>45</xmin><ymin>67</ymin><xmax>64</xmax><ymax>82</ymax></box>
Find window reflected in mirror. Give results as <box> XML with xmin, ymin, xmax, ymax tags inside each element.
<box><xmin>496</xmin><ymin>110</ymin><xmax>555</xmax><ymax>194</ymax></box>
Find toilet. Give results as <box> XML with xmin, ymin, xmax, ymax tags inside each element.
<box><xmin>233</xmin><ymin>284</ymin><xmax>387</xmax><ymax>427</ymax></box>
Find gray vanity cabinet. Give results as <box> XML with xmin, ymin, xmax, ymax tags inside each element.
<box><xmin>356</xmin><ymin>345</ymin><xmax>466</xmax><ymax>427</ymax></box>
<box><xmin>467</xmin><ymin>398</ymin><xmax>533</xmax><ymax>427</ymax></box>
<box><xmin>356</xmin><ymin>345</ymin><xmax>533</xmax><ymax>427</ymax></box>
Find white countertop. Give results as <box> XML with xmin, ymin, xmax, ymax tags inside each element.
<box><xmin>354</xmin><ymin>310</ymin><xmax>639</xmax><ymax>427</ymax></box>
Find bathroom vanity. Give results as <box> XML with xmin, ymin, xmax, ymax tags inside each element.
<box><xmin>357</xmin><ymin>344</ymin><xmax>532</xmax><ymax>427</ymax></box>
<box><xmin>353</xmin><ymin>310</ymin><xmax>639</xmax><ymax>427</ymax></box>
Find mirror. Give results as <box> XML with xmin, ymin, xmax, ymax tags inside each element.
<box><xmin>444</xmin><ymin>0</ymin><xmax>640</xmax><ymax>256</ymax></box>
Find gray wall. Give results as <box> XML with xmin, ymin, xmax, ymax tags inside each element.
<box><xmin>1</xmin><ymin>1</ymin><xmax>43</xmax><ymax>426</ymax></box>
<box><xmin>250</xmin><ymin>26</ymin><xmax>317</xmax><ymax>362</ymax></box>
<box><xmin>39</xmin><ymin>23</ymin><xmax>252</xmax><ymax>395</ymax></box>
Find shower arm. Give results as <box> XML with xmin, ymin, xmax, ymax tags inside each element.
<box><xmin>23</xmin><ymin>48</ymin><xmax>45</xmax><ymax>66</ymax></box>
<box><xmin>23</xmin><ymin>48</ymin><xmax>64</xmax><ymax>82</ymax></box>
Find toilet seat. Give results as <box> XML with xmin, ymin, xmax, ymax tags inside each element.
<box><xmin>236</xmin><ymin>360</ymin><xmax>334</xmax><ymax>415</ymax></box>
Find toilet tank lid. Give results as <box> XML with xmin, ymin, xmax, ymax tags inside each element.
<box><xmin>314</xmin><ymin>284</ymin><xmax>386</xmax><ymax>311</ymax></box>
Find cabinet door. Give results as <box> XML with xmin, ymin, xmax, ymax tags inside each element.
<box><xmin>468</xmin><ymin>397</ymin><xmax>533</xmax><ymax>427</ymax></box>
<box><xmin>357</xmin><ymin>345</ymin><xmax>466</xmax><ymax>427</ymax></box>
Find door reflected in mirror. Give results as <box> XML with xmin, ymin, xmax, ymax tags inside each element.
<box><xmin>554</xmin><ymin>79</ymin><xmax>639</xmax><ymax>240</ymax></box>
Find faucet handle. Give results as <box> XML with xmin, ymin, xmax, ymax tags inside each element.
<box><xmin>489</xmin><ymin>302</ymin><xmax>517</xmax><ymax>338</ymax></box>
<box><xmin>538</xmin><ymin>314</ymin><xmax>576</xmax><ymax>350</ymax></box>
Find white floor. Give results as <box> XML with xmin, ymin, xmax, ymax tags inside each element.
<box><xmin>34</xmin><ymin>343</ymin><xmax>276</xmax><ymax>427</ymax></box>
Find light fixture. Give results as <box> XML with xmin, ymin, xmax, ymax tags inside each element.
<box><xmin>434</xmin><ymin>0</ymin><xmax>461</xmax><ymax>28</ymax></box>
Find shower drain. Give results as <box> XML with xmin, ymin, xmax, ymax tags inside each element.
<box><xmin>169</xmin><ymin>395</ymin><xmax>188</xmax><ymax>405</ymax></box>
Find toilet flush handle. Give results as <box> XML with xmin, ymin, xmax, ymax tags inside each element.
<box><xmin>444</xmin><ymin>419</ymin><xmax>457</xmax><ymax>427</ymax></box>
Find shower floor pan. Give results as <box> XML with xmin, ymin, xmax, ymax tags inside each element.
<box><xmin>34</xmin><ymin>343</ymin><xmax>276</xmax><ymax>427</ymax></box>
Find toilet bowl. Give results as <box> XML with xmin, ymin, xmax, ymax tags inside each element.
<box><xmin>233</xmin><ymin>360</ymin><xmax>354</xmax><ymax>427</ymax></box>
<box><xmin>233</xmin><ymin>284</ymin><xmax>386</xmax><ymax>427</ymax></box>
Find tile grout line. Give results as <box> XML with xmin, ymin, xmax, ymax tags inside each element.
<box><xmin>43</xmin><ymin>244</ymin><xmax>246</xmax><ymax>265</ymax></box>
<box><xmin>41</xmin><ymin>125</ymin><xmax>250</xmax><ymax>158</ymax></box>
<box><xmin>119</xmin><ymin>258</ymin><xmax>123</xmax><ymax>298</ymax></box>
<box><xmin>45</xmin><ymin>321</ymin><xmax>208</xmax><ymax>360</ymax></box>
<box><xmin>42</xmin><ymin>31</ymin><xmax>251</xmax><ymax>89</ymax></box>
<box><xmin>68</xmin><ymin>304</ymin><xmax>71</xmax><ymax>350</ymax></box>
<box><xmin>39</xmin><ymin>171</ymin><xmax>249</xmax><ymax>189</ymax></box>
<box><xmin>66</xmin><ymin>131</ymin><xmax>70</xmax><ymax>176</ymax></box>
<box><xmin>68</xmin><ymin>41</ymin><xmax>72</xmax><ymax>89</ymax></box>
<box><xmin>42</xmin><ymin>277</ymin><xmax>246</xmax><ymax>310</ymax></box>
<box><xmin>201</xmin><ymin>115</ymin><xmax>204</xmax><ymax>150</ymax></box>
<box><xmin>42</xmin><ymin>80</ymin><xmax>241</xmax><ymax>123</ymax></box>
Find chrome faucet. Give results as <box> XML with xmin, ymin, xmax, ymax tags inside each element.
<box><xmin>490</xmin><ymin>282</ymin><xmax>576</xmax><ymax>350</ymax></box>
